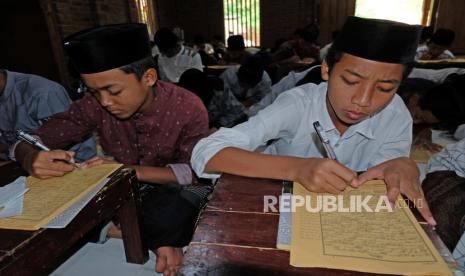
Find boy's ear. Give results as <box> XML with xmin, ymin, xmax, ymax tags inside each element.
<box><xmin>143</xmin><ymin>68</ymin><xmax>157</xmax><ymax>87</ymax></box>
<box><xmin>321</xmin><ymin>59</ymin><xmax>330</xmax><ymax>81</ymax></box>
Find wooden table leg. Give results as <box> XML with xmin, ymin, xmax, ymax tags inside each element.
<box><xmin>118</xmin><ymin>169</ymin><xmax>149</xmax><ymax>264</ymax></box>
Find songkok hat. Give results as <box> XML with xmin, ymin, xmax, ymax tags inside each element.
<box><xmin>331</xmin><ymin>16</ymin><xmax>421</xmax><ymax>64</ymax></box>
<box><xmin>430</xmin><ymin>28</ymin><xmax>455</xmax><ymax>47</ymax></box>
<box><xmin>64</xmin><ymin>23</ymin><xmax>151</xmax><ymax>74</ymax></box>
<box><xmin>227</xmin><ymin>35</ymin><xmax>246</xmax><ymax>51</ymax></box>
<box><xmin>237</xmin><ymin>55</ymin><xmax>265</xmax><ymax>87</ymax></box>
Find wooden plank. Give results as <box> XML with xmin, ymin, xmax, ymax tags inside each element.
<box><xmin>117</xmin><ymin>168</ymin><xmax>148</xmax><ymax>264</ymax></box>
<box><xmin>192</xmin><ymin>210</ymin><xmax>279</xmax><ymax>248</ymax></box>
<box><xmin>181</xmin><ymin>243</ymin><xmax>384</xmax><ymax>276</ymax></box>
<box><xmin>207</xmin><ymin>174</ymin><xmax>282</xmax><ymax>213</ymax></box>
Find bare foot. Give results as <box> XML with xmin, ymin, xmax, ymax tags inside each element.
<box><xmin>155</xmin><ymin>246</ymin><xmax>183</xmax><ymax>276</ymax></box>
<box><xmin>106</xmin><ymin>222</ymin><xmax>122</xmax><ymax>239</ymax></box>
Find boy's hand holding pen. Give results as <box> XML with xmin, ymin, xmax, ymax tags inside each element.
<box><xmin>16</xmin><ymin>130</ymin><xmax>79</xmax><ymax>179</ymax></box>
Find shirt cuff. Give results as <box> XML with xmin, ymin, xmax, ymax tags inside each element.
<box><xmin>166</xmin><ymin>163</ymin><xmax>192</xmax><ymax>185</ymax></box>
<box><xmin>8</xmin><ymin>135</ymin><xmax>43</xmax><ymax>161</ymax></box>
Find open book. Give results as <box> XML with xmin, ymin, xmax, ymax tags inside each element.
<box><xmin>289</xmin><ymin>180</ymin><xmax>451</xmax><ymax>275</ymax></box>
<box><xmin>0</xmin><ymin>164</ymin><xmax>122</xmax><ymax>230</ymax></box>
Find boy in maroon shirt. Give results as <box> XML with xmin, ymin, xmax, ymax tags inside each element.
<box><xmin>14</xmin><ymin>24</ymin><xmax>209</xmax><ymax>275</ymax></box>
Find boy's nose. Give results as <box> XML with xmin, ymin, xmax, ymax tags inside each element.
<box><xmin>352</xmin><ymin>85</ymin><xmax>372</xmax><ymax>107</ymax></box>
<box><xmin>99</xmin><ymin>92</ymin><xmax>113</xmax><ymax>107</ymax></box>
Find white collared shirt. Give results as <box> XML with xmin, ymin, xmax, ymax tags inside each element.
<box><xmin>415</xmin><ymin>45</ymin><xmax>455</xmax><ymax>60</ymax></box>
<box><xmin>191</xmin><ymin>82</ymin><xmax>412</xmax><ymax>179</ymax></box>
<box><xmin>220</xmin><ymin>65</ymin><xmax>272</xmax><ymax>101</ymax></box>
<box><xmin>157</xmin><ymin>45</ymin><xmax>203</xmax><ymax>83</ymax></box>
<box><xmin>408</xmin><ymin>67</ymin><xmax>465</xmax><ymax>83</ymax></box>
<box><xmin>249</xmin><ymin>65</ymin><xmax>321</xmax><ymax>116</ymax></box>
<box><xmin>428</xmin><ymin>139</ymin><xmax>465</xmax><ymax>178</ymax></box>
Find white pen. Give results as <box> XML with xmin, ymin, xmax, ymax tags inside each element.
<box><xmin>16</xmin><ymin>130</ymin><xmax>80</xmax><ymax>168</ymax></box>
<box><xmin>313</xmin><ymin>121</ymin><xmax>338</xmax><ymax>161</ymax></box>
<box><xmin>16</xmin><ymin>130</ymin><xmax>50</xmax><ymax>151</ymax></box>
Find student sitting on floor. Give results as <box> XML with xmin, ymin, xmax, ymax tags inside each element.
<box><xmin>401</xmin><ymin>73</ymin><xmax>465</xmax><ymax>152</ymax></box>
<box><xmin>192</xmin><ymin>16</ymin><xmax>436</xmax><ymax>225</ymax></box>
<box><xmin>153</xmin><ymin>27</ymin><xmax>203</xmax><ymax>83</ymax></box>
<box><xmin>12</xmin><ymin>24</ymin><xmax>209</xmax><ymax>276</ymax></box>
<box><xmin>0</xmin><ymin>69</ymin><xmax>95</xmax><ymax>162</ymax></box>
<box><xmin>220</xmin><ymin>55</ymin><xmax>272</xmax><ymax>107</ymax></box>
<box><xmin>415</xmin><ymin>28</ymin><xmax>455</xmax><ymax>60</ymax></box>
<box><xmin>178</xmin><ymin>68</ymin><xmax>247</xmax><ymax>130</ymax></box>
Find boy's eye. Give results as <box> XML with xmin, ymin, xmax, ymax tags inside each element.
<box><xmin>109</xmin><ymin>90</ymin><xmax>122</xmax><ymax>96</ymax></box>
<box><xmin>341</xmin><ymin>76</ymin><xmax>359</xmax><ymax>85</ymax></box>
<box><xmin>377</xmin><ymin>86</ymin><xmax>395</xmax><ymax>93</ymax></box>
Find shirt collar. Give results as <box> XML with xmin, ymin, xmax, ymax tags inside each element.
<box><xmin>134</xmin><ymin>81</ymin><xmax>164</xmax><ymax>119</ymax></box>
<box><xmin>316</xmin><ymin>83</ymin><xmax>374</xmax><ymax>140</ymax></box>
<box><xmin>0</xmin><ymin>70</ymin><xmax>14</xmax><ymax>103</ymax></box>
<box><xmin>346</xmin><ymin>117</ymin><xmax>375</xmax><ymax>140</ymax></box>
<box><xmin>161</xmin><ymin>45</ymin><xmax>183</xmax><ymax>59</ymax></box>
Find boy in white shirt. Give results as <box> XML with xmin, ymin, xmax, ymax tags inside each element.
<box><xmin>153</xmin><ymin>28</ymin><xmax>203</xmax><ymax>83</ymax></box>
<box><xmin>220</xmin><ymin>55</ymin><xmax>272</xmax><ymax>107</ymax></box>
<box><xmin>192</xmin><ymin>16</ymin><xmax>436</xmax><ymax>226</ymax></box>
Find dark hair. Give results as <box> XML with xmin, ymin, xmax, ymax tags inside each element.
<box><xmin>119</xmin><ymin>56</ymin><xmax>156</xmax><ymax>80</ymax></box>
<box><xmin>296</xmin><ymin>66</ymin><xmax>324</xmax><ymax>86</ymax></box>
<box><xmin>430</xmin><ymin>28</ymin><xmax>455</xmax><ymax>47</ymax></box>
<box><xmin>227</xmin><ymin>35</ymin><xmax>245</xmax><ymax>51</ymax></box>
<box><xmin>178</xmin><ymin>68</ymin><xmax>214</xmax><ymax>106</ymax></box>
<box><xmin>419</xmin><ymin>77</ymin><xmax>465</xmax><ymax>132</ymax></box>
<box><xmin>237</xmin><ymin>56</ymin><xmax>265</xmax><ymax>87</ymax></box>
<box><xmin>298</xmin><ymin>23</ymin><xmax>320</xmax><ymax>43</ymax></box>
<box><xmin>396</xmin><ymin>77</ymin><xmax>436</xmax><ymax>102</ymax></box>
<box><xmin>331</xmin><ymin>30</ymin><xmax>341</xmax><ymax>41</ymax></box>
<box><xmin>325</xmin><ymin>47</ymin><xmax>414</xmax><ymax>80</ymax></box>
<box><xmin>420</xmin><ymin>26</ymin><xmax>434</xmax><ymax>44</ymax></box>
<box><xmin>193</xmin><ymin>34</ymin><xmax>205</xmax><ymax>44</ymax></box>
<box><xmin>153</xmin><ymin>28</ymin><xmax>178</xmax><ymax>51</ymax></box>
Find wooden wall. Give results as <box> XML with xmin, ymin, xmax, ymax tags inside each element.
<box><xmin>260</xmin><ymin>0</ymin><xmax>318</xmax><ymax>48</ymax></box>
<box><xmin>155</xmin><ymin>0</ymin><xmax>224</xmax><ymax>42</ymax></box>
<box><xmin>317</xmin><ymin>0</ymin><xmax>355</xmax><ymax>45</ymax></box>
<box><xmin>435</xmin><ymin>0</ymin><xmax>465</xmax><ymax>54</ymax></box>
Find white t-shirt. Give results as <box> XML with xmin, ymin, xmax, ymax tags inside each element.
<box><xmin>157</xmin><ymin>45</ymin><xmax>203</xmax><ymax>83</ymax></box>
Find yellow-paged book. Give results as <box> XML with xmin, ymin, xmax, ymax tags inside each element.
<box><xmin>290</xmin><ymin>180</ymin><xmax>451</xmax><ymax>275</ymax></box>
<box><xmin>0</xmin><ymin>164</ymin><xmax>122</xmax><ymax>231</ymax></box>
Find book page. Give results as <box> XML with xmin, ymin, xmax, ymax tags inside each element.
<box><xmin>290</xmin><ymin>181</ymin><xmax>451</xmax><ymax>275</ymax></box>
<box><xmin>0</xmin><ymin>164</ymin><xmax>122</xmax><ymax>230</ymax></box>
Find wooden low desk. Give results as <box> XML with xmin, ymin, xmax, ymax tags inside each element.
<box><xmin>0</xmin><ymin>162</ymin><xmax>148</xmax><ymax>275</ymax></box>
<box><xmin>180</xmin><ymin>174</ymin><xmax>453</xmax><ymax>275</ymax></box>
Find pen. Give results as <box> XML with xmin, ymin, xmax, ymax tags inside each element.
<box><xmin>313</xmin><ymin>121</ymin><xmax>338</xmax><ymax>161</ymax></box>
<box><xmin>16</xmin><ymin>130</ymin><xmax>80</xmax><ymax>168</ymax></box>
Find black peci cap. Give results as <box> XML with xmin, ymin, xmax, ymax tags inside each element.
<box><xmin>331</xmin><ymin>16</ymin><xmax>421</xmax><ymax>64</ymax></box>
<box><xmin>64</xmin><ymin>23</ymin><xmax>152</xmax><ymax>74</ymax></box>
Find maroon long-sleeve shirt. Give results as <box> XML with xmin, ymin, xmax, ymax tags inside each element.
<box><xmin>34</xmin><ymin>80</ymin><xmax>209</xmax><ymax>184</ymax></box>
